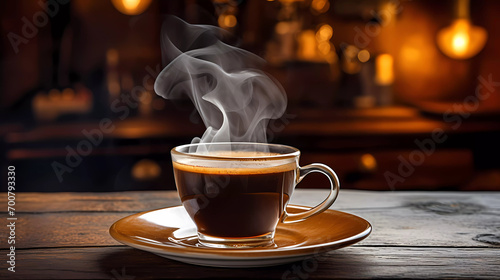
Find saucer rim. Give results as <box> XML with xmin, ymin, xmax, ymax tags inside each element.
<box><xmin>109</xmin><ymin>205</ymin><xmax>372</xmax><ymax>259</ymax></box>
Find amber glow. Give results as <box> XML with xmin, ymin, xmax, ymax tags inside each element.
<box><xmin>316</xmin><ymin>24</ymin><xmax>333</xmax><ymax>42</ymax></box>
<box><xmin>375</xmin><ymin>54</ymin><xmax>394</xmax><ymax>85</ymax></box>
<box><xmin>317</xmin><ymin>41</ymin><xmax>331</xmax><ymax>55</ymax></box>
<box><xmin>437</xmin><ymin>19</ymin><xmax>486</xmax><ymax>59</ymax></box>
<box><xmin>297</xmin><ymin>25</ymin><xmax>335</xmax><ymax>61</ymax></box>
<box><xmin>61</xmin><ymin>88</ymin><xmax>75</xmax><ymax>101</ymax></box>
<box><xmin>452</xmin><ymin>29</ymin><xmax>469</xmax><ymax>55</ymax></box>
<box><xmin>218</xmin><ymin>15</ymin><xmax>237</xmax><ymax>29</ymax></box>
<box><xmin>275</xmin><ymin>22</ymin><xmax>291</xmax><ymax>35</ymax></box>
<box><xmin>436</xmin><ymin>0</ymin><xmax>487</xmax><ymax>60</ymax></box>
<box><xmin>398</xmin><ymin>35</ymin><xmax>436</xmax><ymax>77</ymax></box>
<box><xmin>132</xmin><ymin>159</ymin><xmax>161</xmax><ymax>180</ymax></box>
<box><xmin>123</xmin><ymin>0</ymin><xmax>140</xmax><ymax>10</ymax></box>
<box><xmin>311</xmin><ymin>0</ymin><xmax>330</xmax><ymax>14</ymax></box>
<box><xmin>360</xmin><ymin>154</ymin><xmax>377</xmax><ymax>173</ymax></box>
<box><xmin>342</xmin><ymin>45</ymin><xmax>361</xmax><ymax>74</ymax></box>
<box><xmin>297</xmin><ymin>30</ymin><xmax>317</xmax><ymax>60</ymax></box>
<box><xmin>357</xmin><ymin>50</ymin><xmax>370</xmax><ymax>63</ymax></box>
<box><xmin>315</xmin><ymin>24</ymin><xmax>334</xmax><ymax>58</ymax></box>
<box><xmin>111</xmin><ymin>0</ymin><xmax>151</xmax><ymax>15</ymax></box>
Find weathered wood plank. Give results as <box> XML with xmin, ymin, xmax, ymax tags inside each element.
<box><xmin>1</xmin><ymin>190</ymin><xmax>499</xmax><ymax>279</ymax></box>
<box><xmin>289</xmin><ymin>190</ymin><xmax>500</xmax><ymax>211</ymax></box>
<box><xmin>2</xmin><ymin>190</ymin><xmax>500</xmax><ymax>213</ymax></box>
<box><xmin>349</xmin><ymin>207</ymin><xmax>500</xmax><ymax>247</ymax></box>
<box><xmin>2</xmin><ymin>205</ymin><xmax>499</xmax><ymax>249</ymax></box>
<box><xmin>1</xmin><ymin>246</ymin><xmax>499</xmax><ymax>279</ymax></box>
<box><xmin>1</xmin><ymin>191</ymin><xmax>181</xmax><ymax>213</ymax></box>
<box><xmin>5</xmin><ymin>213</ymin><xmax>126</xmax><ymax>250</ymax></box>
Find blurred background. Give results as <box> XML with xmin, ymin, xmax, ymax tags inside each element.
<box><xmin>1</xmin><ymin>0</ymin><xmax>500</xmax><ymax>192</ymax></box>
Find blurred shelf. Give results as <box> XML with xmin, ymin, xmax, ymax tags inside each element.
<box><xmin>5</xmin><ymin>107</ymin><xmax>500</xmax><ymax>146</ymax></box>
<box><xmin>285</xmin><ymin>107</ymin><xmax>500</xmax><ymax>136</ymax></box>
<box><xmin>5</xmin><ymin>115</ymin><xmax>205</xmax><ymax>144</ymax></box>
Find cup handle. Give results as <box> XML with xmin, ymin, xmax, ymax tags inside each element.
<box><xmin>282</xmin><ymin>163</ymin><xmax>340</xmax><ymax>223</ymax></box>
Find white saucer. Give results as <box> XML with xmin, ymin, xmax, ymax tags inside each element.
<box><xmin>109</xmin><ymin>205</ymin><xmax>371</xmax><ymax>267</ymax></box>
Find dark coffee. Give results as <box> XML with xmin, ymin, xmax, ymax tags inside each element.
<box><xmin>173</xmin><ymin>154</ymin><xmax>296</xmax><ymax>238</ymax></box>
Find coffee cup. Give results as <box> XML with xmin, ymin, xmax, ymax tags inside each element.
<box><xmin>171</xmin><ymin>142</ymin><xmax>340</xmax><ymax>248</ymax></box>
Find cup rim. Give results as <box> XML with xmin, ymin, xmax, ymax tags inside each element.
<box><xmin>171</xmin><ymin>142</ymin><xmax>300</xmax><ymax>161</ymax></box>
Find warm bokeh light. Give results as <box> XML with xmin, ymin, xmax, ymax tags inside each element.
<box><xmin>297</xmin><ymin>30</ymin><xmax>317</xmax><ymax>60</ymax></box>
<box><xmin>436</xmin><ymin>0</ymin><xmax>487</xmax><ymax>60</ymax></box>
<box><xmin>378</xmin><ymin>2</ymin><xmax>398</xmax><ymax>25</ymax></box>
<box><xmin>123</xmin><ymin>0</ymin><xmax>140</xmax><ymax>10</ymax></box>
<box><xmin>311</xmin><ymin>0</ymin><xmax>330</xmax><ymax>14</ymax></box>
<box><xmin>275</xmin><ymin>22</ymin><xmax>291</xmax><ymax>35</ymax></box>
<box><xmin>297</xmin><ymin>26</ymin><xmax>336</xmax><ymax>62</ymax></box>
<box><xmin>317</xmin><ymin>41</ymin><xmax>331</xmax><ymax>55</ymax></box>
<box><xmin>359</xmin><ymin>154</ymin><xmax>377</xmax><ymax>173</ymax></box>
<box><xmin>342</xmin><ymin>45</ymin><xmax>361</xmax><ymax>74</ymax></box>
<box><xmin>375</xmin><ymin>54</ymin><xmax>394</xmax><ymax>85</ymax></box>
<box><xmin>316</xmin><ymin>24</ymin><xmax>333</xmax><ymax>42</ymax></box>
<box><xmin>357</xmin><ymin>50</ymin><xmax>370</xmax><ymax>63</ymax></box>
<box><xmin>312</xmin><ymin>24</ymin><xmax>334</xmax><ymax>58</ymax></box>
<box><xmin>452</xmin><ymin>31</ymin><xmax>468</xmax><ymax>55</ymax></box>
<box><xmin>437</xmin><ymin>19</ymin><xmax>487</xmax><ymax>60</ymax></box>
<box><xmin>132</xmin><ymin>159</ymin><xmax>161</xmax><ymax>181</ymax></box>
<box><xmin>218</xmin><ymin>14</ymin><xmax>237</xmax><ymax>29</ymax></box>
<box><xmin>398</xmin><ymin>35</ymin><xmax>436</xmax><ymax>78</ymax></box>
<box><xmin>61</xmin><ymin>88</ymin><xmax>75</xmax><ymax>101</ymax></box>
<box><xmin>111</xmin><ymin>0</ymin><xmax>152</xmax><ymax>15</ymax></box>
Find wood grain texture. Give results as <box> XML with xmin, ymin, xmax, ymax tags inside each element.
<box><xmin>3</xmin><ymin>204</ymin><xmax>499</xmax><ymax>249</ymax></box>
<box><xmin>3</xmin><ymin>191</ymin><xmax>181</xmax><ymax>213</ymax></box>
<box><xmin>1</xmin><ymin>190</ymin><xmax>499</xmax><ymax>279</ymax></box>
<box><xmin>4</xmin><ymin>189</ymin><xmax>500</xmax><ymax>212</ymax></box>
<box><xmin>1</xmin><ymin>247</ymin><xmax>498</xmax><ymax>279</ymax></box>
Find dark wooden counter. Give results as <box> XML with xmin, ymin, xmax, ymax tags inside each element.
<box><xmin>1</xmin><ymin>189</ymin><xmax>499</xmax><ymax>279</ymax></box>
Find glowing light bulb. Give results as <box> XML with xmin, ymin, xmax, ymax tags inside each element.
<box><xmin>123</xmin><ymin>0</ymin><xmax>140</xmax><ymax>10</ymax></box>
<box><xmin>452</xmin><ymin>31</ymin><xmax>469</xmax><ymax>55</ymax></box>
<box><xmin>436</xmin><ymin>0</ymin><xmax>487</xmax><ymax>60</ymax></box>
<box><xmin>111</xmin><ymin>0</ymin><xmax>151</xmax><ymax>15</ymax></box>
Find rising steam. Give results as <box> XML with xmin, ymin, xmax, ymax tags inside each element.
<box><xmin>154</xmin><ymin>17</ymin><xmax>287</xmax><ymax>152</ymax></box>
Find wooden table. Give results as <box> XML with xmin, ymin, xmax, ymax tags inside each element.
<box><xmin>1</xmin><ymin>190</ymin><xmax>499</xmax><ymax>279</ymax></box>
